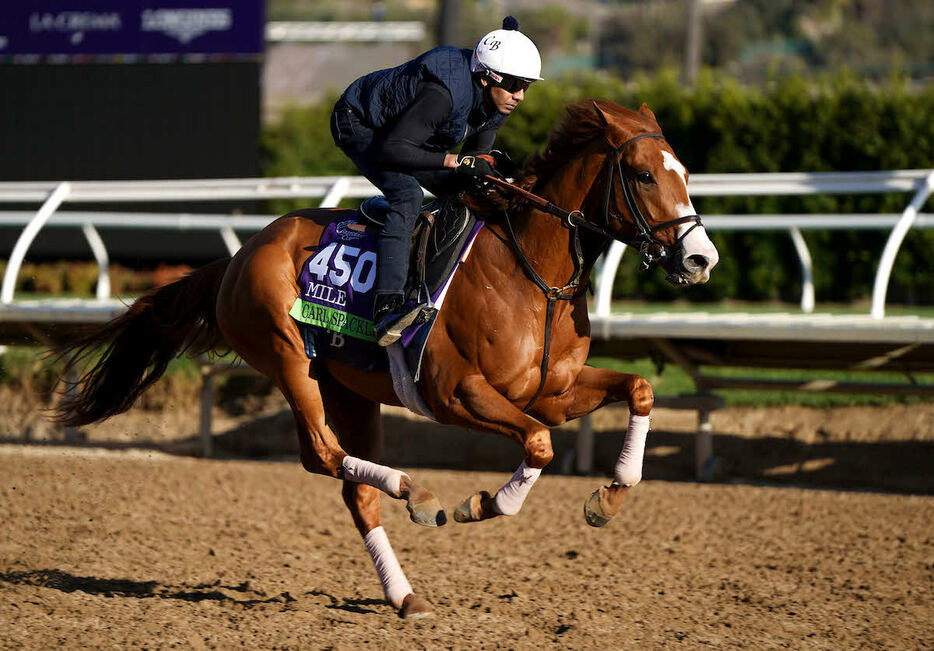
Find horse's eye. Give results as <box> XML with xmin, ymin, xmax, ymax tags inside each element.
<box><xmin>637</xmin><ymin>171</ymin><xmax>654</xmax><ymax>185</ymax></box>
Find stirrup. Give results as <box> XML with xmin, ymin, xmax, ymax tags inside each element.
<box><xmin>376</xmin><ymin>303</ymin><xmax>432</xmax><ymax>346</ymax></box>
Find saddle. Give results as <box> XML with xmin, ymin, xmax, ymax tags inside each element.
<box><xmin>289</xmin><ymin>194</ymin><xmax>482</xmax><ymax>381</ymax></box>
<box><xmin>358</xmin><ymin>195</ymin><xmax>477</xmax><ymax>305</ymax></box>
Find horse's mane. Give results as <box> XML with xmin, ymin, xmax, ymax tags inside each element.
<box><xmin>522</xmin><ymin>99</ymin><xmax>658</xmax><ymax>185</ymax></box>
<box><xmin>521</xmin><ymin>101</ymin><xmax>608</xmax><ymax>185</ymax></box>
<box><xmin>463</xmin><ymin>99</ymin><xmax>658</xmax><ymax>215</ymax></box>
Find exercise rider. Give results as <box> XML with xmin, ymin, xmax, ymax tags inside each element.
<box><xmin>330</xmin><ymin>17</ymin><xmax>542</xmax><ymax>346</ymax></box>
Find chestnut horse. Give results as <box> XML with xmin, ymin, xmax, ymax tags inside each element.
<box><xmin>56</xmin><ymin>100</ymin><xmax>718</xmax><ymax>618</ymax></box>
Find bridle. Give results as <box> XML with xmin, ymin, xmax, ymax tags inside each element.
<box><xmin>485</xmin><ymin>132</ymin><xmax>703</xmax><ymax>272</ymax></box>
<box><xmin>597</xmin><ymin>132</ymin><xmax>703</xmax><ymax>270</ymax></box>
<box><xmin>480</xmin><ymin>131</ymin><xmax>705</xmax><ymax>413</ymax></box>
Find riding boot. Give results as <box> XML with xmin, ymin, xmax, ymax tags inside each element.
<box><xmin>373</xmin><ymin>293</ymin><xmax>429</xmax><ymax>347</ymax></box>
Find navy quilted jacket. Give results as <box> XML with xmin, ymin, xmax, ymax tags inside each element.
<box><xmin>340</xmin><ymin>46</ymin><xmax>504</xmax><ymax>152</ymax></box>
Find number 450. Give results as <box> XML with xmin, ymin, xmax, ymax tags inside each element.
<box><xmin>306</xmin><ymin>242</ymin><xmax>376</xmax><ymax>293</ymax></box>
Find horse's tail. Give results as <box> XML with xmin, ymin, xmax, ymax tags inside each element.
<box><xmin>55</xmin><ymin>257</ymin><xmax>231</xmax><ymax>427</ymax></box>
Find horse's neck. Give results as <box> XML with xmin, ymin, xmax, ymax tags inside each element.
<box><xmin>509</xmin><ymin>155</ymin><xmax>606</xmax><ymax>289</ymax></box>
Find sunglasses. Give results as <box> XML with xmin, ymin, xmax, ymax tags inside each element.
<box><xmin>488</xmin><ymin>72</ymin><xmax>532</xmax><ymax>94</ymax></box>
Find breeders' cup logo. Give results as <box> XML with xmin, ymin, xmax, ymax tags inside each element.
<box><xmin>141</xmin><ymin>8</ymin><xmax>232</xmax><ymax>44</ymax></box>
<box><xmin>336</xmin><ymin>220</ymin><xmax>366</xmax><ymax>241</ymax></box>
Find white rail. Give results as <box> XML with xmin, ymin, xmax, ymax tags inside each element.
<box><xmin>587</xmin><ymin>169</ymin><xmax>933</xmax><ymax>318</ymax></box>
<box><xmin>871</xmin><ymin>172</ymin><xmax>934</xmax><ymax>318</ymax></box>
<box><xmin>0</xmin><ymin>176</ymin><xmax>394</xmax><ymax>305</ymax></box>
<box><xmin>1</xmin><ymin>170</ymin><xmax>931</xmax><ymax>315</ymax></box>
<box><xmin>266</xmin><ymin>21</ymin><xmax>426</xmax><ymax>43</ymax></box>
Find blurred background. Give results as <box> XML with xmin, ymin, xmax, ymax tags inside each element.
<box><xmin>0</xmin><ymin>0</ymin><xmax>931</xmax><ymax>482</ymax></box>
<box><xmin>0</xmin><ymin>0</ymin><xmax>930</xmax><ymax>307</ymax></box>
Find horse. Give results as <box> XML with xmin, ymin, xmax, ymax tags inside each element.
<box><xmin>55</xmin><ymin>99</ymin><xmax>719</xmax><ymax>618</ymax></box>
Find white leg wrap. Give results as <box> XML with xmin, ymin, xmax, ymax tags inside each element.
<box><xmin>363</xmin><ymin>526</ymin><xmax>413</xmax><ymax>610</ymax></box>
<box><xmin>342</xmin><ymin>456</ymin><xmax>407</xmax><ymax>498</ymax></box>
<box><xmin>614</xmin><ymin>414</ymin><xmax>650</xmax><ymax>486</ymax></box>
<box><xmin>492</xmin><ymin>460</ymin><xmax>542</xmax><ymax>516</ymax></box>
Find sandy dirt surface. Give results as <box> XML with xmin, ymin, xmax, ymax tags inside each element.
<box><xmin>2</xmin><ymin>383</ymin><xmax>933</xmax><ymax>648</ymax></box>
<box><xmin>3</xmin><ymin>381</ymin><xmax>931</xmax><ymax>494</ymax></box>
<box><xmin>2</xmin><ymin>443</ymin><xmax>933</xmax><ymax>649</ymax></box>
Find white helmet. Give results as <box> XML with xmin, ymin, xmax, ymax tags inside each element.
<box><xmin>471</xmin><ymin>17</ymin><xmax>543</xmax><ymax>82</ymax></box>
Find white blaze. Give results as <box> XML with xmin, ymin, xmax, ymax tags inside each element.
<box><xmin>660</xmin><ymin>151</ymin><xmax>719</xmax><ymax>280</ymax></box>
<box><xmin>661</xmin><ymin>150</ymin><xmax>696</xmax><ymax>218</ymax></box>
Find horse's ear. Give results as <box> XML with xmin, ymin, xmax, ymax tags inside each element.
<box><xmin>638</xmin><ymin>103</ymin><xmax>659</xmax><ymax>126</ymax></box>
<box><xmin>594</xmin><ymin>100</ymin><xmax>621</xmax><ymax>128</ymax></box>
<box><xmin>592</xmin><ymin>100</ymin><xmax>620</xmax><ymax>146</ymax></box>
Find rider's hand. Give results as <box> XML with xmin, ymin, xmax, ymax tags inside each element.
<box><xmin>489</xmin><ymin>150</ymin><xmax>521</xmax><ymax>178</ymax></box>
<box><xmin>454</xmin><ymin>154</ymin><xmax>500</xmax><ymax>178</ymax></box>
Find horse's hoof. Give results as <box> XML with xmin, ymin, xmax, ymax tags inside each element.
<box><xmin>453</xmin><ymin>490</ymin><xmax>494</xmax><ymax>523</ymax></box>
<box><xmin>584</xmin><ymin>488</ymin><xmax>612</xmax><ymax>528</ymax></box>
<box><xmin>399</xmin><ymin>593</ymin><xmax>433</xmax><ymax>619</ymax></box>
<box><xmin>584</xmin><ymin>484</ymin><xmax>630</xmax><ymax>527</ymax></box>
<box><xmin>406</xmin><ymin>495</ymin><xmax>446</xmax><ymax>528</ymax></box>
<box><xmin>402</xmin><ymin>480</ymin><xmax>446</xmax><ymax>527</ymax></box>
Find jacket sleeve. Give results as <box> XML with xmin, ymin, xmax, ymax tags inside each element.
<box><xmin>378</xmin><ymin>81</ymin><xmax>453</xmax><ymax>170</ymax></box>
<box><xmin>460</xmin><ymin>128</ymin><xmax>497</xmax><ymax>156</ymax></box>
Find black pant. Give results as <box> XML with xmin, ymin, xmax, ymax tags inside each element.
<box><xmin>330</xmin><ymin>102</ymin><xmax>457</xmax><ymax>297</ymax></box>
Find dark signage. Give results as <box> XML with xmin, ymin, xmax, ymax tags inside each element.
<box><xmin>0</xmin><ymin>1</ymin><xmax>264</xmax><ymax>62</ymax></box>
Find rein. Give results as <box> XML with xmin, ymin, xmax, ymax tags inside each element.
<box><xmin>484</xmin><ymin>132</ymin><xmax>704</xmax><ymax>270</ymax></box>
<box><xmin>485</xmin><ymin>132</ymin><xmax>704</xmax><ymax>413</ymax></box>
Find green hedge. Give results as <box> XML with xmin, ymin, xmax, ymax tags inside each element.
<box><xmin>262</xmin><ymin>69</ymin><xmax>934</xmax><ymax>305</ymax></box>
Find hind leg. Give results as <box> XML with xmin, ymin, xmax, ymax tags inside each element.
<box><xmin>217</xmin><ymin>239</ymin><xmax>443</xmax><ymax>523</ymax></box>
<box><xmin>318</xmin><ymin>371</ymin><xmax>432</xmax><ymax>618</ymax></box>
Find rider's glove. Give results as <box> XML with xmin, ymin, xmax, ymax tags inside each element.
<box><xmin>489</xmin><ymin>150</ymin><xmax>521</xmax><ymax>178</ymax></box>
<box><xmin>454</xmin><ymin>154</ymin><xmax>500</xmax><ymax>178</ymax></box>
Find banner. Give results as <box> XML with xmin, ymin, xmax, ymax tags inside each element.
<box><xmin>0</xmin><ymin>1</ymin><xmax>264</xmax><ymax>62</ymax></box>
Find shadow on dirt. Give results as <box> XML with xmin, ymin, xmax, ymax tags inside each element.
<box><xmin>4</xmin><ymin>408</ymin><xmax>931</xmax><ymax>495</ymax></box>
<box><xmin>641</xmin><ymin>429</ymin><xmax>934</xmax><ymax>494</ymax></box>
<box><xmin>308</xmin><ymin>589</ymin><xmax>384</xmax><ymax>615</ymax></box>
<box><xmin>0</xmin><ymin>569</ymin><xmax>295</xmax><ymax>607</ymax></box>
<box><xmin>0</xmin><ymin>568</ymin><xmax>393</xmax><ymax>615</ymax></box>
<box><xmin>189</xmin><ymin>410</ymin><xmax>934</xmax><ymax>494</ymax></box>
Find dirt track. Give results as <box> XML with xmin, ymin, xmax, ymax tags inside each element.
<box><xmin>2</xmin><ymin>443</ymin><xmax>932</xmax><ymax>649</ymax></box>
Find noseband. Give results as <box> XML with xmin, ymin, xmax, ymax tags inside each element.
<box><xmin>581</xmin><ymin>132</ymin><xmax>703</xmax><ymax>270</ymax></box>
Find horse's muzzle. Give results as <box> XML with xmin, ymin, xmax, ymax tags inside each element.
<box><xmin>664</xmin><ymin>251</ymin><xmax>714</xmax><ymax>286</ymax></box>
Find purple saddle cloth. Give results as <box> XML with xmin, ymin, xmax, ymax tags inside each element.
<box><xmin>289</xmin><ymin>215</ymin><xmax>483</xmax><ymax>374</ymax></box>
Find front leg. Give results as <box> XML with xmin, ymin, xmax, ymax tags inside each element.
<box><xmin>533</xmin><ymin>365</ymin><xmax>654</xmax><ymax>423</ymax></box>
<box><xmin>532</xmin><ymin>365</ymin><xmax>654</xmax><ymax>527</ymax></box>
<box><xmin>430</xmin><ymin>373</ymin><xmax>555</xmax><ymax>523</ymax></box>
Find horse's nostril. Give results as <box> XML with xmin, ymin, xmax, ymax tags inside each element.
<box><xmin>686</xmin><ymin>254</ymin><xmax>709</xmax><ymax>270</ymax></box>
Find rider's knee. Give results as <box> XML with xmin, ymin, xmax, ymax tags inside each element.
<box><xmin>627</xmin><ymin>375</ymin><xmax>654</xmax><ymax>415</ymax></box>
<box><xmin>385</xmin><ymin>185</ymin><xmax>424</xmax><ymax>213</ymax></box>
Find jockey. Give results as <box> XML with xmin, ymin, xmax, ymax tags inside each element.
<box><xmin>331</xmin><ymin>17</ymin><xmax>542</xmax><ymax>346</ymax></box>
